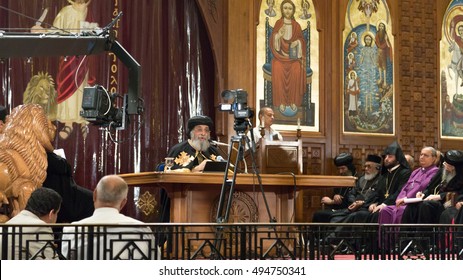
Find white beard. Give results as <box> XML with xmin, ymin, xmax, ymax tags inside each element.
<box><xmin>442</xmin><ymin>169</ymin><xmax>456</xmax><ymax>183</ymax></box>
<box><xmin>189</xmin><ymin>138</ymin><xmax>210</xmax><ymax>152</ymax></box>
<box><xmin>364</xmin><ymin>170</ymin><xmax>378</xmax><ymax>181</ymax></box>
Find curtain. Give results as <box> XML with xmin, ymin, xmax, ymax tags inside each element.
<box><xmin>0</xmin><ymin>0</ymin><xmax>215</xmax><ymax>194</ymax></box>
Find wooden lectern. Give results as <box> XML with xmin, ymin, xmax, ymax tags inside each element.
<box><xmin>256</xmin><ymin>139</ymin><xmax>303</xmax><ymax>175</ymax></box>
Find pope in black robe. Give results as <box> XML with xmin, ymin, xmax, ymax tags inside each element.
<box><xmin>166</xmin><ymin>115</ymin><xmax>220</xmax><ymax>172</ymax></box>
<box><xmin>167</xmin><ymin>140</ymin><xmax>220</xmax><ymax>171</ymax></box>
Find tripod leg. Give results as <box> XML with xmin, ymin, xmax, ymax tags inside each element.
<box><xmin>213</xmin><ymin>135</ymin><xmax>248</xmax><ymax>257</ymax></box>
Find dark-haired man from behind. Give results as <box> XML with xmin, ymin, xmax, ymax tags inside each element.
<box><xmin>312</xmin><ymin>153</ymin><xmax>357</xmax><ymax>223</ymax></box>
<box><xmin>167</xmin><ymin>115</ymin><xmax>220</xmax><ymax>172</ymax></box>
<box><xmin>1</xmin><ymin>187</ymin><xmax>62</xmax><ymax>260</ymax></box>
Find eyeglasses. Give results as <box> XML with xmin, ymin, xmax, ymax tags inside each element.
<box><xmin>364</xmin><ymin>164</ymin><xmax>373</xmax><ymax>169</ymax></box>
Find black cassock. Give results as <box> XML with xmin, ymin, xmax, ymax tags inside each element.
<box><xmin>167</xmin><ymin>141</ymin><xmax>220</xmax><ymax>170</ymax></box>
<box><xmin>43</xmin><ymin>152</ymin><xmax>94</xmax><ymax>223</ymax></box>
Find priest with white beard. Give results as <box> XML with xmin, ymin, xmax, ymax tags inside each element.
<box><xmin>329</xmin><ymin>154</ymin><xmax>383</xmax><ymax>223</ymax></box>
<box><xmin>166</xmin><ymin>115</ymin><xmax>220</xmax><ymax>172</ymax></box>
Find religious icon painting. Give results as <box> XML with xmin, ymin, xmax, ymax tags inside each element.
<box><xmin>342</xmin><ymin>0</ymin><xmax>395</xmax><ymax>136</ymax></box>
<box><xmin>256</xmin><ymin>0</ymin><xmax>320</xmax><ymax>133</ymax></box>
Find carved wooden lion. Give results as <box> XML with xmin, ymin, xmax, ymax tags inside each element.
<box><xmin>0</xmin><ymin>104</ymin><xmax>56</xmax><ymax>222</ymax></box>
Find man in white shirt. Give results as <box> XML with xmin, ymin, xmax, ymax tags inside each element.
<box><xmin>1</xmin><ymin>187</ymin><xmax>62</xmax><ymax>260</ymax></box>
<box><xmin>247</xmin><ymin>106</ymin><xmax>283</xmax><ymax>143</ymax></box>
<box><xmin>61</xmin><ymin>175</ymin><xmax>158</xmax><ymax>260</ymax></box>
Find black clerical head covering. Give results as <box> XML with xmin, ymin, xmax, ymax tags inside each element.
<box><xmin>382</xmin><ymin>141</ymin><xmax>409</xmax><ymax>170</ymax></box>
<box><xmin>334</xmin><ymin>153</ymin><xmax>356</xmax><ymax>175</ymax></box>
<box><xmin>334</xmin><ymin>153</ymin><xmax>353</xmax><ymax>167</ymax></box>
<box><xmin>187</xmin><ymin>115</ymin><xmax>213</xmax><ymax>138</ymax></box>
<box><xmin>444</xmin><ymin>150</ymin><xmax>463</xmax><ymax>167</ymax></box>
<box><xmin>366</xmin><ymin>154</ymin><xmax>382</xmax><ymax>164</ymax></box>
<box><xmin>0</xmin><ymin>105</ymin><xmax>7</xmax><ymax>123</ymax></box>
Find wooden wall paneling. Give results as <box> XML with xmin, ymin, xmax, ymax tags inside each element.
<box><xmin>298</xmin><ymin>142</ymin><xmax>328</xmax><ymax>222</ymax></box>
<box><xmin>325</xmin><ymin>0</ymin><xmax>340</xmax><ymax>164</ymax></box>
<box><xmin>195</xmin><ymin>0</ymin><xmax>228</xmax><ymax>141</ymax></box>
<box><xmin>222</xmin><ymin>0</ymin><xmax>258</xmax><ymax>140</ymax></box>
<box><xmin>396</xmin><ymin>0</ymin><xmax>439</xmax><ymax>155</ymax></box>
<box><xmin>195</xmin><ymin>0</ymin><xmax>225</xmax><ymax>93</ymax></box>
<box><xmin>197</xmin><ymin>0</ymin><xmax>257</xmax><ymax>142</ymax></box>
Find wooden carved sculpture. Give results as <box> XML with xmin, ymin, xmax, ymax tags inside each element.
<box><xmin>0</xmin><ymin>104</ymin><xmax>56</xmax><ymax>222</ymax></box>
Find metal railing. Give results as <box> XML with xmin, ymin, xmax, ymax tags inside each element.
<box><xmin>1</xmin><ymin>223</ymin><xmax>462</xmax><ymax>260</ymax></box>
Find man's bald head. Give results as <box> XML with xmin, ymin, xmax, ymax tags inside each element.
<box><xmin>94</xmin><ymin>175</ymin><xmax>128</xmax><ymax>210</ymax></box>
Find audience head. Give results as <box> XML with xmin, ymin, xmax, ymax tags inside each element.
<box><xmin>25</xmin><ymin>187</ymin><xmax>62</xmax><ymax>223</ymax></box>
<box><xmin>433</xmin><ymin>150</ymin><xmax>443</xmax><ymax>167</ymax></box>
<box><xmin>334</xmin><ymin>153</ymin><xmax>355</xmax><ymax>176</ymax></box>
<box><xmin>418</xmin><ymin>147</ymin><xmax>437</xmax><ymax>168</ymax></box>
<box><xmin>364</xmin><ymin>154</ymin><xmax>382</xmax><ymax>180</ymax></box>
<box><xmin>94</xmin><ymin>175</ymin><xmax>129</xmax><ymax>211</ymax></box>
<box><xmin>382</xmin><ymin>141</ymin><xmax>409</xmax><ymax>170</ymax></box>
<box><xmin>0</xmin><ymin>105</ymin><xmax>7</xmax><ymax>131</ymax></box>
<box><xmin>443</xmin><ymin>150</ymin><xmax>463</xmax><ymax>182</ymax></box>
<box><xmin>187</xmin><ymin>115</ymin><xmax>213</xmax><ymax>152</ymax></box>
<box><xmin>0</xmin><ymin>105</ymin><xmax>7</xmax><ymax>123</ymax></box>
<box><xmin>258</xmin><ymin>107</ymin><xmax>276</xmax><ymax>128</ymax></box>
<box><xmin>405</xmin><ymin>154</ymin><xmax>415</xmax><ymax>169</ymax></box>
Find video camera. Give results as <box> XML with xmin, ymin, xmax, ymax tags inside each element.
<box><xmin>219</xmin><ymin>89</ymin><xmax>253</xmax><ymax>134</ymax></box>
<box><xmin>80</xmin><ymin>85</ymin><xmax>127</xmax><ymax>129</ymax></box>
<box><xmin>219</xmin><ymin>89</ymin><xmax>253</xmax><ymax>118</ymax></box>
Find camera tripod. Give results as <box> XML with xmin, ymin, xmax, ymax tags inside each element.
<box><xmin>213</xmin><ymin>130</ymin><xmax>285</xmax><ymax>259</ymax></box>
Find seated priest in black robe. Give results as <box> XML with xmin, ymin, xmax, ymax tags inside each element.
<box><xmin>311</xmin><ymin>152</ymin><xmax>357</xmax><ymax>223</ymax></box>
<box><xmin>436</xmin><ymin>150</ymin><xmax>463</xmax><ymax>224</ymax></box>
<box><xmin>43</xmin><ymin>151</ymin><xmax>94</xmax><ymax>224</ymax></box>
<box><xmin>167</xmin><ymin>115</ymin><xmax>220</xmax><ymax>172</ymax></box>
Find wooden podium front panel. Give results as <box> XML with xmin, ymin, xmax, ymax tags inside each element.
<box><xmin>258</xmin><ymin>140</ymin><xmax>303</xmax><ymax>175</ymax></box>
<box><xmin>126</xmin><ymin>180</ymin><xmax>292</xmax><ymax>224</ymax></box>
<box><xmin>181</xmin><ymin>184</ymin><xmax>282</xmax><ymax>223</ymax></box>
<box><xmin>119</xmin><ymin>172</ymin><xmax>355</xmax><ymax>224</ymax></box>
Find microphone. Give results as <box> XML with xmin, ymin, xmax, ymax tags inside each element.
<box><xmin>210</xmin><ymin>140</ymin><xmax>230</xmax><ymax>147</ymax></box>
